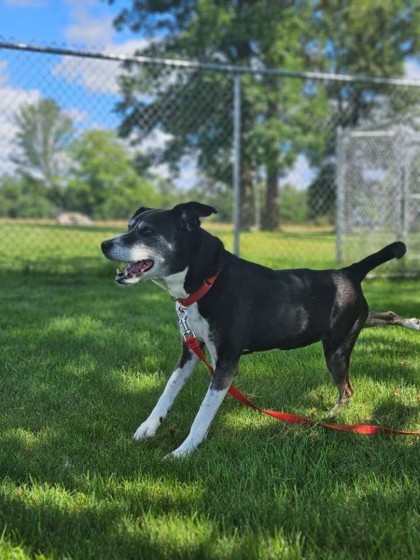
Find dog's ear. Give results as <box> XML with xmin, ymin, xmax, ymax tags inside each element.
<box><xmin>128</xmin><ymin>206</ymin><xmax>151</xmax><ymax>229</ymax></box>
<box><xmin>173</xmin><ymin>202</ymin><xmax>217</xmax><ymax>231</ymax></box>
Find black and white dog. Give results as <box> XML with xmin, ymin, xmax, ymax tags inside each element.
<box><xmin>101</xmin><ymin>202</ymin><xmax>419</xmax><ymax>457</ymax></box>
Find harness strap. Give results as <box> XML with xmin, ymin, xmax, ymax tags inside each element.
<box><xmin>184</xmin><ymin>335</ymin><xmax>420</xmax><ymax>437</ymax></box>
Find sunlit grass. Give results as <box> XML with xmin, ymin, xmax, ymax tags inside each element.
<box><xmin>0</xmin><ymin>219</ymin><xmax>335</xmax><ymax>271</ymax></box>
<box><xmin>0</xmin><ymin>221</ymin><xmax>419</xmax><ymax>559</ymax></box>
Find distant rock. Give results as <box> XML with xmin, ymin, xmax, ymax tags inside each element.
<box><xmin>57</xmin><ymin>212</ymin><xmax>93</xmax><ymax>226</ymax></box>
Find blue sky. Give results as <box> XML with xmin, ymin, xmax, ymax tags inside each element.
<box><xmin>1</xmin><ymin>0</ymin><xmax>419</xmax><ymax>77</ymax></box>
<box><xmin>0</xmin><ymin>1</ymin><xmax>170</xmax><ymax>179</ymax></box>
<box><xmin>0</xmin><ymin>0</ymin><xmax>131</xmax><ymax>48</ymax></box>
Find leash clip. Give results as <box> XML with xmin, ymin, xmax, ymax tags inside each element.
<box><xmin>176</xmin><ymin>304</ymin><xmax>196</xmax><ymax>341</ymax></box>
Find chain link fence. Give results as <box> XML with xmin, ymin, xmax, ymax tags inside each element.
<box><xmin>337</xmin><ymin>130</ymin><xmax>420</xmax><ymax>275</ymax></box>
<box><xmin>0</xmin><ymin>40</ymin><xmax>419</xmax><ymax>273</ymax></box>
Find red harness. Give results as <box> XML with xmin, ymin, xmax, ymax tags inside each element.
<box><xmin>177</xmin><ymin>275</ymin><xmax>420</xmax><ymax>436</ymax></box>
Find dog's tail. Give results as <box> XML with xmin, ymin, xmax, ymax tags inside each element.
<box><xmin>348</xmin><ymin>241</ymin><xmax>406</xmax><ymax>281</ymax></box>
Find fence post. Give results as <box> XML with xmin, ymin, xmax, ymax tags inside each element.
<box><xmin>335</xmin><ymin>126</ymin><xmax>344</xmax><ymax>265</ymax></box>
<box><xmin>233</xmin><ymin>73</ymin><xmax>241</xmax><ymax>256</ymax></box>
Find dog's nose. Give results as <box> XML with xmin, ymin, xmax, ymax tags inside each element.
<box><xmin>101</xmin><ymin>239</ymin><xmax>113</xmax><ymax>254</ymax></box>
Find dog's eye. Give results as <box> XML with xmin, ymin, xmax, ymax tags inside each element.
<box><xmin>138</xmin><ymin>225</ymin><xmax>154</xmax><ymax>235</ymax></box>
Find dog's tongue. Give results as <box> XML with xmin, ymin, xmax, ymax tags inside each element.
<box><xmin>126</xmin><ymin>260</ymin><xmax>153</xmax><ymax>276</ymax></box>
<box><xmin>117</xmin><ymin>259</ymin><xmax>154</xmax><ymax>280</ymax></box>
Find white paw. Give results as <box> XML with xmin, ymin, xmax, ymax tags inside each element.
<box><xmin>403</xmin><ymin>318</ymin><xmax>420</xmax><ymax>331</ymax></box>
<box><xmin>325</xmin><ymin>403</ymin><xmax>341</xmax><ymax>420</ymax></box>
<box><xmin>133</xmin><ymin>417</ymin><xmax>162</xmax><ymax>441</ymax></box>
<box><xmin>165</xmin><ymin>442</ymin><xmax>197</xmax><ymax>459</ymax></box>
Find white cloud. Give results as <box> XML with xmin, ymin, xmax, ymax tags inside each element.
<box><xmin>50</xmin><ymin>1</ymin><xmax>154</xmax><ymax>94</ymax></box>
<box><xmin>280</xmin><ymin>154</ymin><xmax>316</xmax><ymax>190</ymax></box>
<box><xmin>150</xmin><ymin>158</ymin><xmax>199</xmax><ymax>191</ymax></box>
<box><xmin>405</xmin><ymin>58</ymin><xmax>420</xmax><ymax>81</ymax></box>
<box><xmin>0</xmin><ymin>61</ymin><xmax>42</xmax><ymax>175</ymax></box>
<box><xmin>136</xmin><ymin>130</ymin><xmax>199</xmax><ymax>190</ymax></box>
<box><xmin>65</xmin><ymin>107</ymin><xmax>88</xmax><ymax>124</ymax></box>
<box><xmin>138</xmin><ymin>128</ymin><xmax>173</xmax><ymax>154</ymax></box>
<box><xmin>52</xmin><ymin>39</ymin><xmax>151</xmax><ymax>95</ymax></box>
<box><xmin>64</xmin><ymin>0</ymin><xmax>114</xmax><ymax>47</ymax></box>
<box><xmin>173</xmin><ymin>156</ymin><xmax>199</xmax><ymax>190</ymax></box>
<box><xmin>62</xmin><ymin>0</ymin><xmax>152</xmax><ymax>52</ymax></box>
<box><xmin>0</xmin><ymin>60</ymin><xmax>10</xmax><ymax>86</ymax></box>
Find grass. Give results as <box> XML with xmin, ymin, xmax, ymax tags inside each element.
<box><xmin>0</xmin><ymin>222</ymin><xmax>419</xmax><ymax>559</ymax></box>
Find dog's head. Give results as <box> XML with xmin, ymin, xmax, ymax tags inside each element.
<box><xmin>101</xmin><ymin>202</ymin><xmax>217</xmax><ymax>285</ymax></box>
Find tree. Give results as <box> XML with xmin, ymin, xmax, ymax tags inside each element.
<box><xmin>314</xmin><ymin>0</ymin><xmax>418</xmax><ymax>99</ymax></box>
<box><xmin>305</xmin><ymin>0</ymin><xmax>420</xmax><ymax>214</ymax></box>
<box><xmin>13</xmin><ymin>98</ymin><xmax>74</xmax><ymax>207</ymax></box>
<box><xmin>109</xmin><ymin>0</ymin><xmax>321</xmax><ymax>230</ymax></box>
<box><xmin>324</xmin><ymin>0</ymin><xmax>418</xmax><ymax>136</ymax></box>
<box><xmin>279</xmin><ymin>183</ymin><xmax>307</xmax><ymax>224</ymax></box>
<box><xmin>108</xmin><ymin>0</ymin><xmax>418</xmax><ymax>230</ymax></box>
<box><xmin>189</xmin><ymin>176</ymin><xmax>233</xmax><ymax>222</ymax></box>
<box><xmin>0</xmin><ymin>175</ymin><xmax>52</xmax><ymax>218</ymax></box>
<box><xmin>67</xmin><ymin>129</ymin><xmax>158</xmax><ymax>219</ymax></box>
<box><xmin>307</xmin><ymin>160</ymin><xmax>335</xmax><ymax>223</ymax></box>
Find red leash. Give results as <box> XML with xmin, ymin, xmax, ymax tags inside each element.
<box><xmin>177</xmin><ymin>274</ymin><xmax>419</xmax><ymax>436</ymax></box>
<box><xmin>184</xmin><ymin>335</ymin><xmax>420</xmax><ymax>436</ymax></box>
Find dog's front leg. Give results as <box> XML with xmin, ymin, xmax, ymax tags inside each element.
<box><xmin>133</xmin><ymin>343</ymin><xmax>199</xmax><ymax>441</ymax></box>
<box><xmin>169</xmin><ymin>357</ymin><xmax>239</xmax><ymax>458</ymax></box>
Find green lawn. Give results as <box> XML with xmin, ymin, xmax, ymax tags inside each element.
<box><xmin>0</xmin><ymin>222</ymin><xmax>419</xmax><ymax>559</ymax></box>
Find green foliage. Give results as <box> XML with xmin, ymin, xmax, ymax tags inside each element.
<box><xmin>3</xmin><ymin>100</ymin><xmax>167</xmax><ymax>219</ymax></box>
<box><xmin>279</xmin><ymin>184</ymin><xmax>307</xmax><ymax>224</ymax></box>
<box><xmin>307</xmin><ymin>161</ymin><xmax>336</xmax><ymax>223</ymax></box>
<box><xmin>13</xmin><ymin>98</ymin><xmax>73</xmax><ymax>203</ymax></box>
<box><xmin>0</xmin><ymin>175</ymin><xmax>53</xmax><ymax>218</ymax></box>
<box><xmin>314</xmin><ymin>0</ymin><xmax>418</xmax><ymax>78</ymax></box>
<box><xmin>113</xmin><ymin>1</ymin><xmax>325</xmax><ymax>230</ymax></box>
<box><xmin>110</xmin><ymin>0</ymin><xmax>419</xmax><ymax>230</ymax></box>
<box><xmin>188</xmin><ymin>180</ymin><xmax>233</xmax><ymax>222</ymax></box>
<box><xmin>306</xmin><ymin>0</ymin><xmax>420</xmax><ymax>196</ymax></box>
<box><xmin>66</xmin><ymin>129</ymin><xmax>159</xmax><ymax>220</ymax></box>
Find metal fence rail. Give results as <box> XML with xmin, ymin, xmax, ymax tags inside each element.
<box><xmin>0</xmin><ymin>40</ymin><xmax>419</xmax><ymax>274</ymax></box>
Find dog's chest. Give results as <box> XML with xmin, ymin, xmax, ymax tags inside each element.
<box><xmin>177</xmin><ymin>303</ymin><xmax>211</xmax><ymax>340</ymax></box>
<box><xmin>176</xmin><ymin>302</ymin><xmax>217</xmax><ymax>365</ymax></box>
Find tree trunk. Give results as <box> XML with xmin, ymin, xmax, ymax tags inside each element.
<box><xmin>238</xmin><ymin>96</ymin><xmax>256</xmax><ymax>231</ymax></box>
<box><xmin>240</xmin><ymin>159</ymin><xmax>255</xmax><ymax>230</ymax></box>
<box><xmin>261</xmin><ymin>93</ymin><xmax>280</xmax><ymax>231</ymax></box>
<box><xmin>261</xmin><ymin>166</ymin><xmax>280</xmax><ymax>230</ymax></box>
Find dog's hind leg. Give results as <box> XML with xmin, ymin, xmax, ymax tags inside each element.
<box><xmin>168</xmin><ymin>355</ymin><xmax>239</xmax><ymax>458</ymax></box>
<box><xmin>322</xmin><ymin>315</ymin><xmax>366</xmax><ymax>417</ymax></box>
<box><xmin>133</xmin><ymin>342</ymin><xmax>199</xmax><ymax>441</ymax></box>
<box><xmin>364</xmin><ymin>310</ymin><xmax>420</xmax><ymax>331</ymax></box>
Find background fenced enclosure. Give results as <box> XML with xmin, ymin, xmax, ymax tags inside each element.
<box><xmin>337</xmin><ymin>129</ymin><xmax>420</xmax><ymax>275</ymax></box>
<box><xmin>0</xmin><ymin>40</ymin><xmax>419</xmax><ymax>273</ymax></box>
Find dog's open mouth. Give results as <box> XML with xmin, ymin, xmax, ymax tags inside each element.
<box><xmin>116</xmin><ymin>260</ymin><xmax>154</xmax><ymax>284</ymax></box>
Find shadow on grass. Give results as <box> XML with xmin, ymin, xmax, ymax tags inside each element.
<box><xmin>1</xmin><ymin>422</ymin><xmax>419</xmax><ymax>559</ymax></box>
<box><xmin>369</xmin><ymin>398</ymin><xmax>419</xmax><ymax>429</ymax></box>
<box><xmin>0</xmin><ymin>266</ymin><xmax>419</xmax><ymax>559</ymax></box>
<box><xmin>0</xmin><ymin>265</ymin><xmax>417</xmax><ymax>451</ymax></box>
